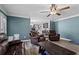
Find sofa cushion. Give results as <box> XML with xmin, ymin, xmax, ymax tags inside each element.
<box><xmin>0</xmin><ymin>33</ymin><xmax>7</xmax><ymax>43</ymax></box>
<box><xmin>31</xmin><ymin>36</ymin><xmax>38</xmax><ymax>45</ymax></box>
<box><xmin>0</xmin><ymin>41</ymin><xmax>8</xmax><ymax>55</ymax></box>
<box><xmin>0</xmin><ymin>39</ymin><xmax>7</xmax><ymax>43</ymax></box>
<box><xmin>8</xmin><ymin>40</ymin><xmax>22</xmax><ymax>46</ymax></box>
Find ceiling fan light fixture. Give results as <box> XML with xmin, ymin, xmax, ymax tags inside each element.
<box><xmin>40</xmin><ymin>4</ymin><xmax>70</xmax><ymax>17</ymax></box>
<box><xmin>50</xmin><ymin>11</ymin><xmax>57</xmax><ymax>15</ymax></box>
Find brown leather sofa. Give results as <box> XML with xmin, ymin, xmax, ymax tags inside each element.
<box><xmin>0</xmin><ymin>39</ymin><xmax>23</xmax><ymax>55</ymax></box>
<box><xmin>38</xmin><ymin>35</ymin><xmax>45</xmax><ymax>42</ymax></box>
<box><xmin>29</xmin><ymin>30</ymin><xmax>39</xmax><ymax>45</ymax></box>
<box><xmin>0</xmin><ymin>32</ymin><xmax>23</xmax><ymax>55</ymax></box>
<box><xmin>49</xmin><ymin>30</ymin><xmax>60</xmax><ymax>41</ymax></box>
<box><xmin>6</xmin><ymin>40</ymin><xmax>22</xmax><ymax>55</ymax></box>
<box><xmin>0</xmin><ymin>33</ymin><xmax>8</xmax><ymax>55</ymax></box>
<box><xmin>30</xmin><ymin>31</ymin><xmax>45</xmax><ymax>45</ymax></box>
<box><xmin>0</xmin><ymin>39</ymin><xmax>8</xmax><ymax>55</ymax></box>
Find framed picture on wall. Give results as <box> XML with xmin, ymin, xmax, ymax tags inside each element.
<box><xmin>43</xmin><ymin>23</ymin><xmax>48</xmax><ymax>28</ymax></box>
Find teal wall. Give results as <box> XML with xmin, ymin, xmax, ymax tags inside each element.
<box><xmin>7</xmin><ymin>16</ymin><xmax>30</xmax><ymax>39</ymax></box>
<box><xmin>50</xmin><ymin>21</ymin><xmax>56</xmax><ymax>31</ymax></box>
<box><xmin>55</xmin><ymin>16</ymin><xmax>79</xmax><ymax>44</ymax></box>
<box><xmin>0</xmin><ymin>8</ymin><xmax>31</xmax><ymax>39</ymax></box>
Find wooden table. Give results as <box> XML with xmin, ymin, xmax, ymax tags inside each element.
<box><xmin>38</xmin><ymin>40</ymin><xmax>76</xmax><ymax>55</ymax></box>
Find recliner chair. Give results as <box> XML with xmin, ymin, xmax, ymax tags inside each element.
<box><xmin>49</xmin><ymin>30</ymin><xmax>60</xmax><ymax>41</ymax></box>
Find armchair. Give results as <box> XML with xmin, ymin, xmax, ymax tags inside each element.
<box><xmin>38</xmin><ymin>35</ymin><xmax>45</xmax><ymax>42</ymax></box>
<box><xmin>49</xmin><ymin>30</ymin><xmax>60</xmax><ymax>41</ymax></box>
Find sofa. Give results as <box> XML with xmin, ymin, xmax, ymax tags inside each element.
<box><xmin>0</xmin><ymin>39</ymin><xmax>8</xmax><ymax>55</ymax></box>
<box><xmin>0</xmin><ymin>32</ymin><xmax>23</xmax><ymax>55</ymax></box>
<box><xmin>38</xmin><ymin>35</ymin><xmax>45</xmax><ymax>42</ymax></box>
<box><xmin>49</xmin><ymin>30</ymin><xmax>60</xmax><ymax>41</ymax></box>
<box><xmin>6</xmin><ymin>40</ymin><xmax>22</xmax><ymax>55</ymax></box>
<box><xmin>30</xmin><ymin>31</ymin><xmax>45</xmax><ymax>45</ymax></box>
<box><xmin>0</xmin><ymin>33</ymin><xmax>8</xmax><ymax>55</ymax></box>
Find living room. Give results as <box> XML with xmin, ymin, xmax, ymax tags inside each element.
<box><xmin>0</xmin><ymin>4</ymin><xmax>79</xmax><ymax>55</ymax></box>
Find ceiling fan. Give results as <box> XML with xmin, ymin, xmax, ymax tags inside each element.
<box><xmin>40</xmin><ymin>4</ymin><xmax>70</xmax><ymax>17</ymax></box>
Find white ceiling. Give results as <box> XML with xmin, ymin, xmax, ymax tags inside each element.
<box><xmin>0</xmin><ymin>4</ymin><xmax>79</xmax><ymax>22</ymax></box>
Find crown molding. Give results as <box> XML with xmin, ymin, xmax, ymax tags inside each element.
<box><xmin>0</xmin><ymin>7</ymin><xmax>7</xmax><ymax>16</ymax></box>
<box><xmin>53</xmin><ymin>14</ymin><xmax>79</xmax><ymax>22</ymax></box>
<box><xmin>7</xmin><ymin>13</ymin><xmax>30</xmax><ymax>19</ymax></box>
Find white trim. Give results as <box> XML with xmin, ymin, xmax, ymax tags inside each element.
<box><xmin>7</xmin><ymin>14</ymin><xmax>30</xmax><ymax>19</ymax></box>
<box><xmin>60</xmin><ymin>37</ymin><xmax>72</xmax><ymax>41</ymax></box>
<box><xmin>0</xmin><ymin>5</ymin><xmax>7</xmax><ymax>15</ymax></box>
<box><xmin>53</xmin><ymin>14</ymin><xmax>79</xmax><ymax>22</ymax></box>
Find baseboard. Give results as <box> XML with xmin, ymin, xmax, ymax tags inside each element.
<box><xmin>60</xmin><ymin>37</ymin><xmax>72</xmax><ymax>41</ymax></box>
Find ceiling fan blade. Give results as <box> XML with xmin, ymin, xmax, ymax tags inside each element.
<box><xmin>56</xmin><ymin>13</ymin><xmax>61</xmax><ymax>16</ymax></box>
<box><xmin>40</xmin><ymin>11</ymin><xmax>49</xmax><ymax>13</ymax></box>
<box><xmin>59</xmin><ymin>6</ymin><xmax>70</xmax><ymax>11</ymax></box>
<box><xmin>47</xmin><ymin>14</ymin><xmax>51</xmax><ymax>17</ymax></box>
